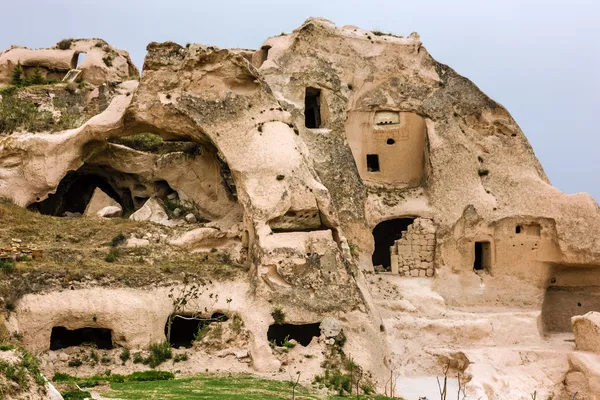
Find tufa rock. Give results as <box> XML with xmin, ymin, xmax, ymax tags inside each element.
<box><xmin>572</xmin><ymin>311</ymin><xmax>600</xmax><ymax>354</ymax></box>
<box><xmin>320</xmin><ymin>317</ymin><xmax>341</xmax><ymax>338</ymax></box>
<box><xmin>129</xmin><ymin>197</ymin><xmax>170</xmax><ymax>226</ymax></box>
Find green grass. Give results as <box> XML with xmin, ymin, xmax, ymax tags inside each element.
<box><xmin>99</xmin><ymin>374</ymin><xmax>396</xmax><ymax>400</ymax></box>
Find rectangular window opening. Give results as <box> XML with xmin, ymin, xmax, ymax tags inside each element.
<box><xmin>473</xmin><ymin>241</ymin><xmax>491</xmax><ymax>271</ymax></box>
<box><xmin>367</xmin><ymin>154</ymin><xmax>380</xmax><ymax>172</ymax></box>
<box><xmin>304</xmin><ymin>87</ymin><xmax>321</xmax><ymax>128</ymax></box>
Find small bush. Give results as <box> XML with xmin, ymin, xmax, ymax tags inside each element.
<box><xmin>104</xmin><ymin>248</ymin><xmax>120</xmax><ymax>263</ymax></box>
<box><xmin>10</xmin><ymin>62</ymin><xmax>23</xmax><ymax>86</ymax></box>
<box><xmin>132</xmin><ymin>352</ymin><xmax>144</xmax><ymax>364</ymax></box>
<box><xmin>52</xmin><ymin>372</ymin><xmax>73</xmax><ymax>381</ymax></box>
<box><xmin>100</xmin><ymin>353</ymin><xmax>112</xmax><ymax>364</ymax></box>
<box><xmin>0</xmin><ymin>344</ymin><xmax>14</xmax><ymax>351</ymax></box>
<box><xmin>67</xmin><ymin>358</ymin><xmax>83</xmax><ymax>367</ymax></box>
<box><xmin>478</xmin><ymin>168</ymin><xmax>490</xmax><ymax>177</ymax></box>
<box><xmin>271</xmin><ymin>307</ymin><xmax>285</xmax><ymax>325</ymax></box>
<box><xmin>94</xmin><ymin>42</ymin><xmax>103</xmax><ymax>48</ymax></box>
<box><xmin>143</xmin><ymin>342</ymin><xmax>172</xmax><ymax>368</ymax></box>
<box><xmin>231</xmin><ymin>313</ymin><xmax>244</xmax><ymax>334</ymax></box>
<box><xmin>57</xmin><ymin>38</ymin><xmax>73</xmax><ymax>50</ymax></box>
<box><xmin>62</xmin><ymin>391</ymin><xmax>91</xmax><ymax>400</ymax></box>
<box><xmin>282</xmin><ymin>335</ymin><xmax>296</xmax><ymax>349</ymax></box>
<box><xmin>119</xmin><ymin>348</ymin><xmax>130</xmax><ymax>363</ymax></box>
<box><xmin>0</xmin><ymin>259</ymin><xmax>16</xmax><ymax>273</ymax></box>
<box><xmin>110</xmin><ymin>233</ymin><xmax>127</xmax><ymax>247</ymax></box>
<box><xmin>173</xmin><ymin>353</ymin><xmax>188</xmax><ymax>363</ymax></box>
<box><xmin>193</xmin><ymin>324</ymin><xmax>210</xmax><ymax>342</ymax></box>
<box><xmin>89</xmin><ymin>349</ymin><xmax>99</xmax><ymax>364</ymax></box>
<box><xmin>127</xmin><ymin>370</ymin><xmax>175</xmax><ymax>381</ymax></box>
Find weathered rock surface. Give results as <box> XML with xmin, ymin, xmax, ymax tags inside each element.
<box><xmin>1</xmin><ymin>18</ymin><xmax>600</xmax><ymax>400</ymax></box>
<box><xmin>573</xmin><ymin>311</ymin><xmax>600</xmax><ymax>353</ymax></box>
<box><xmin>84</xmin><ymin>187</ymin><xmax>121</xmax><ymax>216</ymax></box>
<box><xmin>129</xmin><ymin>197</ymin><xmax>169</xmax><ymax>225</ymax></box>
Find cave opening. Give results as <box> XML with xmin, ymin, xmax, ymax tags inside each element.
<box><xmin>473</xmin><ymin>241</ymin><xmax>491</xmax><ymax>271</ymax></box>
<box><xmin>372</xmin><ymin>218</ymin><xmax>415</xmax><ymax>270</ymax></box>
<box><xmin>267</xmin><ymin>322</ymin><xmax>321</xmax><ymax>347</ymax></box>
<box><xmin>165</xmin><ymin>313</ymin><xmax>229</xmax><ymax>348</ymax></box>
<box><xmin>304</xmin><ymin>87</ymin><xmax>322</xmax><ymax>129</ymax></box>
<box><xmin>28</xmin><ymin>165</ymin><xmax>136</xmax><ymax>217</ymax></box>
<box><xmin>366</xmin><ymin>154</ymin><xmax>380</xmax><ymax>172</ymax></box>
<box><xmin>50</xmin><ymin>326</ymin><xmax>113</xmax><ymax>350</ymax></box>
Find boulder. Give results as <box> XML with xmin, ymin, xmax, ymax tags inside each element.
<box><xmin>320</xmin><ymin>317</ymin><xmax>341</xmax><ymax>338</ymax></box>
<box><xmin>129</xmin><ymin>197</ymin><xmax>170</xmax><ymax>225</ymax></box>
<box><xmin>185</xmin><ymin>213</ymin><xmax>197</xmax><ymax>223</ymax></box>
<box><xmin>97</xmin><ymin>205</ymin><xmax>122</xmax><ymax>218</ymax></box>
<box><xmin>572</xmin><ymin>311</ymin><xmax>600</xmax><ymax>353</ymax></box>
<box><xmin>84</xmin><ymin>188</ymin><xmax>121</xmax><ymax>216</ymax></box>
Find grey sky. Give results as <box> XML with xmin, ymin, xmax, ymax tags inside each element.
<box><xmin>2</xmin><ymin>0</ymin><xmax>598</xmax><ymax>201</ymax></box>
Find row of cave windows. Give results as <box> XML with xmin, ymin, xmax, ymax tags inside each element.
<box><xmin>50</xmin><ymin>314</ymin><xmax>321</xmax><ymax>351</ymax></box>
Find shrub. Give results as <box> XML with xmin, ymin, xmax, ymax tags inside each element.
<box><xmin>89</xmin><ymin>349</ymin><xmax>99</xmax><ymax>364</ymax></box>
<box><xmin>104</xmin><ymin>248</ymin><xmax>120</xmax><ymax>263</ymax></box>
<box><xmin>0</xmin><ymin>95</ymin><xmax>55</xmax><ymax>133</ymax></box>
<box><xmin>10</xmin><ymin>62</ymin><xmax>23</xmax><ymax>86</ymax></box>
<box><xmin>0</xmin><ymin>344</ymin><xmax>14</xmax><ymax>351</ymax></box>
<box><xmin>100</xmin><ymin>353</ymin><xmax>112</xmax><ymax>364</ymax></box>
<box><xmin>110</xmin><ymin>233</ymin><xmax>127</xmax><ymax>247</ymax></box>
<box><xmin>67</xmin><ymin>358</ymin><xmax>83</xmax><ymax>367</ymax></box>
<box><xmin>143</xmin><ymin>342</ymin><xmax>172</xmax><ymax>368</ymax></box>
<box><xmin>231</xmin><ymin>313</ymin><xmax>244</xmax><ymax>334</ymax></box>
<box><xmin>132</xmin><ymin>352</ymin><xmax>144</xmax><ymax>364</ymax></box>
<box><xmin>66</xmin><ymin>82</ymin><xmax>77</xmax><ymax>94</ymax></box>
<box><xmin>57</xmin><ymin>38</ymin><xmax>73</xmax><ymax>50</ymax></box>
<box><xmin>29</xmin><ymin>67</ymin><xmax>45</xmax><ymax>85</ymax></box>
<box><xmin>0</xmin><ymin>259</ymin><xmax>16</xmax><ymax>273</ymax></box>
<box><xmin>193</xmin><ymin>324</ymin><xmax>210</xmax><ymax>342</ymax></box>
<box><xmin>128</xmin><ymin>370</ymin><xmax>174</xmax><ymax>381</ymax></box>
<box><xmin>62</xmin><ymin>391</ymin><xmax>91</xmax><ymax>400</ymax></box>
<box><xmin>478</xmin><ymin>168</ymin><xmax>490</xmax><ymax>177</ymax></box>
<box><xmin>119</xmin><ymin>348</ymin><xmax>130</xmax><ymax>363</ymax></box>
<box><xmin>282</xmin><ymin>335</ymin><xmax>296</xmax><ymax>349</ymax></box>
<box><xmin>173</xmin><ymin>353</ymin><xmax>188</xmax><ymax>363</ymax></box>
<box><xmin>271</xmin><ymin>307</ymin><xmax>285</xmax><ymax>325</ymax></box>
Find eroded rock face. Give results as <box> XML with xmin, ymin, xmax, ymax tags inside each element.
<box><xmin>573</xmin><ymin>312</ymin><xmax>600</xmax><ymax>353</ymax></box>
<box><xmin>1</xmin><ymin>18</ymin><xmax>600</xmax><ymax>399</ymax></box>
<box><xmin>0</xmin><ymin>39</ymin><xmax>138</xmax><ymax>86</ymax></box>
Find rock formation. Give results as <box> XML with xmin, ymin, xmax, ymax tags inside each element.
<box><xmin>0</xmin><ymin>19</ymin><xmax>599</xmax><ymax>399</ymax></box>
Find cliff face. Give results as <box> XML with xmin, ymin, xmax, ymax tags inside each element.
<box><xmin>0</xmin><ymin>18</ymin><xmax>599</xmax><ymax>399</ymax></box>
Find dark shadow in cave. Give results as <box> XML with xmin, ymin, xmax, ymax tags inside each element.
<box><xmin>165</xmin><ymin>313</ymin><xmax>229</xmax><ymax>348</ymax></box>
<box><xmin>28</xmin><ymin>164</ymin><xmax>135</xmax><ymax>216</ymax></box>
<box><xmin>50</xmin><ymin>326</ymin><xmax>113</xmax><ymax>350</ymax></box>
<box><xmin>372</xmin><ymin>218</ymin><xmax>415</xmax><ymax>270</ymax></box>
<box><xmin>267</xmin><ymin>322</ymin><xmax>321</xmax><ymax>347</ymax></box>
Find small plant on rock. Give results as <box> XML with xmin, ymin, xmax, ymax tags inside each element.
<box><xmin>119</xmin><ymin>348</ymin><xmax>130</xmax><ymax>364</ymax></box>
<box><xmin>271</xmin><ymin>307</ymin><xmax>285</xmax><ymax>325</ymax></box>
<box><xmin>57</xmin><ymin>38</ymin><xmax>73</xmax><ymax>50</ymax></box>
<box><xmin>10</xmin><ymin>62</ymin><xmax>23</xmax><ymax>86</ymax></box>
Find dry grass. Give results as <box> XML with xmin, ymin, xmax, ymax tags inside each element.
<box><xmin>0</xmin><ymin>201</ymin><xmax>247</xmax><ymax>307</ymax></box>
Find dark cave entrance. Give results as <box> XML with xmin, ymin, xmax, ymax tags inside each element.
<box><xmin>304</xmin><ymin>87</ymin><xmax>322</xmax><ymax>129</ymax></box>
<box><xmin>165</xmin><ymin>313</ymin><xmax>229</xmax><ymax>348</ymax></box>
<box><xmin>473</xmin><ymin>241</ymin><xmax>491</xmax><ymax>271</ymax></box>
<box><xmin>50</xmin><ymin>326</ymin><xmax>113</xmax><ymax>350</ymax></box>
<box><xmin>372</xmin><ymin>218</ymin><xmax>415</xmax><ymax>270</ymax></box>
<box><xmin>28</xmin><ymin>165</ymin><xmax>135</xmax><ymax>217</ymax></box>
<box><xmin>267</xmin><ymin>323</ymin><xmax>321</xmax><ymax>347</ymax></box>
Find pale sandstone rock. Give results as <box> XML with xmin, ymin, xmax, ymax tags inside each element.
<box><xmin>320</xmin><ymin>317</ymin><xmax>341</xmax><ymax>338</ymax></box>
<box><xmin>129</xmin><ymin>197</ymin><xmax>170</xmax><ymax>225</ymax></box>
<box><xmin>84</xmin><ymin>188</ymin><xmax>120</xmax><ymax>216</ymax></box>
<box><xmin>97</xmin><ymin>205</ymin><xmax>122</xmax><ymax>218</ymax></box>
<box><xmin>572</xmin><ymin>311</ymin><xmax>600</xmax><ymax>353</ymax></box>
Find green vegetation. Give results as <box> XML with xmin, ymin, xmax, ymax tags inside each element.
<box><xmin>54</xmin><ymin>370</ymin><xmax>175</xmax><ymax>386</ymax></box>
<box><xmin>110</xmin><ymin>232</ymin><xmax>127</xmax><ymax>247</ymax></box>
<box><xmin>110</xmin><ymin>133</ymin><xmax>163</xmax><ymax>152</ymax></box>
<box><xmin>62</xmin><ymin>390</ymin><xmax>92</xmax><ymax>400</ymax></box>
<box><xmin>57</xmin><ymin>38</ymin><xmax>74</xmax><ymax>50</ymax></box>
<box><xmin>143</xmin><ymin>342</ymin><xmax>172</xmax><ymax>368</ymax></box>
<box><xmin>173</xmin><ymin>353</ymin><xmax>189</xmax><ymax>363</ymax></box>
<box><xmin>120</xmin><ymin>348</ymin><xmax>130</xmax><ymax>363</ymax></box>
<box><xmin>0</xmin><ymin>259</ymin><xmax>15</xmax><ymax>273</ymax></box>
<box><xmin>271</xmin><ymin>307</ymin><xmax>285</xmax><ymax>325</ymax></box>
<box><xmin>96</xmin><ymin>373</ymin><xmax>394</xmax><ymax>399</ymax></box>
<box><xmin>0</xmin><ymin>348</ymin><xmax>45</xmax><ymax>398</ymax></box>
<box><xmin>10</xmin><ymin>62</ymin><xmax>23</xmax><ymax>86</ymax></box>
<box><xmin>478</xmin><ymin>168</ymin><xmax>490</xmax><ymax>177</ymax></box>
<box><xmin>104</xmin><ymin>248</ymin><xmax>120</xmax><ymax>263</ymax></box>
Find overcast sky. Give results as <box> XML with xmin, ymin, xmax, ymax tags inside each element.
<box><xmin>1</xmin><ymin>0</ymin><xmax>598</xmax><ymax>201</ymax></box>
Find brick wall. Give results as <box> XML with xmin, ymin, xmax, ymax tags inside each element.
<box><xmin>391</xmin><ymin>218</ymin><xmax>436</xmax><ymax>277</ymax></box>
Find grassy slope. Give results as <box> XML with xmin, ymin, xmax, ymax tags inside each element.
<box><xmin>0</xmin><ymin>201</ymin><xmax>246</xmax><ymax>310</ymax></box>
<box><xmin>100</xmin><ymin>374</ymin><xmax>396</xmax><ymax>400</ymax></box>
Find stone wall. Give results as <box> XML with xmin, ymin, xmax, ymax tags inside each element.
<box><xmin>391</xmin><ymin>218</ymin><xmax>436</xmax><ymax>277</ymax></box>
